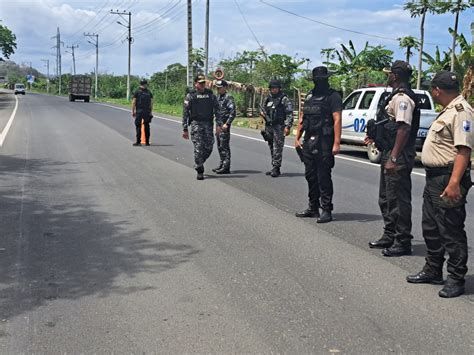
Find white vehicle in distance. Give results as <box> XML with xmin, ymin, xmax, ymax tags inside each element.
<box><xmin>14</xmin><ymin>83</ymin><xmax>26</xmax><ymax>95</ymax></box>
<box><xmin>341</xmin><ymin>86</ymin><xmax>437</xmax><ymax>163</ymax></box>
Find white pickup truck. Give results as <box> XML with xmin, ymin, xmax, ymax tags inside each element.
<box><xmin>341</xmin><ymin>86</ymin><xmax>437</xmax><ymax>163</ymax></box>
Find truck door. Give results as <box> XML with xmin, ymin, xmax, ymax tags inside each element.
<box><xmin>342</xmin><ymin>90</ymin><xmax>363</xmax><ymax>143</ymax></box>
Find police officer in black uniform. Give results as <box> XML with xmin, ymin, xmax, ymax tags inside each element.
<box><xmin>365</xmin><ymin>60</ymin><xmax>420</xmax><ymax>256</ymax></box>
<box><xmin>213</xmin><ymin>79</ymin><xmax>236</xmax><ymax>174</ymax></box>
<box><xmin>262</xmin><ymin>80</ymin><xmax>293</xmax><ymax>177</ymax></box>
<box><xmin>132</xmin><ymin>79</ymin><xmax>153</xmax><ymax>146</ymax></box>
<box><xmin>294</xmin><ymin>66</ymin><xmax>342</xmax><ymax>223</ymax></box>
<box><xmin>182</xmin><ymin>74</ymin><xmax>220</xmax><ymax>180</ymax></box>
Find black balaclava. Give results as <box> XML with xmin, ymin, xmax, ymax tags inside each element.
<box><xmin>313</xmin><ymin>77</ymin><xmax>329</xmax><ymax>94</ymax></box>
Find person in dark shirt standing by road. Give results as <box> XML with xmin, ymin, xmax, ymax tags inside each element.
<box><xmin>294</xmin><ymin>66</ymin><xmax>342</xmax><ymax>223</ymax></box>
<box><xmin>132</xmin><ymin>79</ymin><xmax>153</xmax><ymax>146</ymax></box>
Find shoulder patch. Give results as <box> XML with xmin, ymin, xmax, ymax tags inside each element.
<box><xmin>462</xmin><ymin>120</ymin><xmax>471</xmax><ymax>132</ymax></box>
<box><xmin>399</xmin><ymin>101</ymin><xmax>409</xmax><ymax>111</ymax></box>
<box><xmin>455</xmin><ymin>104</ymin><xmax>464</xmax><ymax>112</ymax></box>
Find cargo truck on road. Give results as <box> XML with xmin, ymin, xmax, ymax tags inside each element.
<box><xmin>69</xmin><ymin>75</ymin><xmax>91</xmax><ymax>102</ymax></box>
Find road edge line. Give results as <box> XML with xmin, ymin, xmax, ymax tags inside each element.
<box><xmin>0</xmin><ymin>94</ymin><xmax>19</xmax><ymax>147</ymax></box>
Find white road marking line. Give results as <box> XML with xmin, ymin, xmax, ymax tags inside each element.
<box><xmin>94</xmin><ymin>102</ymin><xmax>427</xmax><ymax>177</ymax></box>
<box><xmin>0</xmin><ymin>94</ymin><xmax>19</xmax><ymax>147</ymax></box>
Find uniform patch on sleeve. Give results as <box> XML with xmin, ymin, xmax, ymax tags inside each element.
<box><xmin>455</xmin><ymin>104</ymin><xmax>464</xmax><ymax>112</ymax></box>
<box><xmin>399</xmin><ymin>101</ymin><xmax>408</xmax><ymax>111</ymax></box>
<box><xmin>462</xmin><ymin>120</ymin><xmax>471</xmax><ymax>132</ymax></box>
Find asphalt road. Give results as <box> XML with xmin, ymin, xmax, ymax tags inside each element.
<box><xmin>0</xmin><ymin>92</ymin><xmax>473</xmax><ymax>353</ymax></box>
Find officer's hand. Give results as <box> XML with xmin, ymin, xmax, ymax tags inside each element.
<box><xmin>294</xmin><ymin>139</ymin><xmax>302</xmax><ymax>149</ymax></box>
<box><xmin>132</xmin><ymin>112</ymin><xmax>136</xmax><ymax>118</ymax></box>
<box><xmin>364</xmin><ymin>136</ymin><xmax>373</xmax><ymax>146</ymax></box>
<box><xmin>284</xmin><ymin>127</ymin><xmax>290</xmax><ymax>136</ymax></box>
<box><xmin>384</xmin><ymin>160</ymin><xmax>397</xmax><ymax>175</ymax></box>
<box><xmin>222</xmin><ymin>124</ymin><xmax>228</xmax><ymax>131</ymax></box>
<box><xmin>441</xmin><ymin>183</ymin><xmax>462</xmax><ymax>202</ymax></box>
<box><xmin>332</xmin><ymin>142</ymin><xmax>341</xmax><ymax>155</ymax></box>
<box><xmin>182</xmin><ymin>130</ymin><xmax>189</xmax><ymax>140</ymax></box>
<box><xmin>215</xmin><ymin>126</ymin><xmax>222</xmax><ymax>135</ymax></box>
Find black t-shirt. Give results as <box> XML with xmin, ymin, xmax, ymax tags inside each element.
<box><xmin>320</xmin><ymin>89</ymin><xmax>342</xmax><ymax>113</ymax></box>
<box><xmin>133</xmin><ymin>89</ymin><xmax>153</xmax><ymax>111</ymax></box>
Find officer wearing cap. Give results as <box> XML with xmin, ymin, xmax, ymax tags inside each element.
<box><xmin>407</xmin><ymin>71</ymin><xmax>473</xmax><ymax>298</ymax></box>
<box><xmin>213</xmin><ymin>80</ymin><xmax>236</xmax><ymax>174</ymax></box>
<box><xmin>182</xmin><ymin>74</ymin><xmax>220</xmax><ymax>180</ymax></box>
<box><xmin>294</xmin><ymin>66</ymin><xmax>342</xmax><ymax>223</ymax></box>
<box><xmin>262</xmin><ymin>79</ymin><xmax>293</xmax><ymax>177</ymax></box>
<box><xmin>365</xmin><ymin>60</ymin><xmax>421</xmax><ymax>256</ymax></box>
<box><xmin>132</xmin><ymin>79</ymin><xmax>153</xmax><ymax>146</ymax></box>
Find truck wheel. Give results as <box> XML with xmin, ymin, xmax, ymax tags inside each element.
<box><xmin>367</xmin><ymin>143</ymin><xmax>382</xmax><ymax>163</ymax></box>
<box><xmin>84</xmin><ymin>97</ymin><xmax>90</xmax><ymax>103</ymax></box>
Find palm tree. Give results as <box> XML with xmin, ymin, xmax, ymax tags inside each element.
<box><xmin>398</xmin><ymin>36</ymin><xmax>420</xmax><ymax>64</ymax></box>
<box><xmin>404</xmin><ymin>0</ymin><xmax>438</xmax><ymax>89</ymax></box>
<box><xmin>434</xmin><ymin>0</ymin><xmax>472</xmax><ymax>71</ymax></box>
<box><xmin>320</xmin><ymin>48</ymin><xmax>336</xmax><ymax>66</ymax></box>
<box><xmin>422</xmin><ymin>46</ymin><xmax>451</xmax><ymax>75</ymax></box>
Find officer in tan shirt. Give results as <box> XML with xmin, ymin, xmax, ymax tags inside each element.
<box><xmin>366</xmin><ymin>60</ymin><xmax>420</xmax><ymax>257</ymax></box>
<box><xmin>407</xmin><ymin>71</ymin><xmax>473</xmax><ymax>298</ymax></box>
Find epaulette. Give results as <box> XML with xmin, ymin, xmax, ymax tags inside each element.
<box><xmin>455</xmin><ymin>104</ymin><xmax>464</xmax><ymax>112</ymax></box>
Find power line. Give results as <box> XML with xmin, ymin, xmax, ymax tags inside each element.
<box><xmin>258</xmin><ymin>0</ymin><xmax>449</xmax><ymax>47</ymax></box>
<box><xmin>133</xmin><ymin>1</ymin><xmax>186</xmax><ymax>37</ymax></box>
<box><xmin>133</xmin><ymin>0</ymin><xmax>179</xmax><ymax>32</ymax></box>
<box><xmin>234</xmin><ymin>0</ymin><xmax>267</xmax><ymax>58</ymax></box>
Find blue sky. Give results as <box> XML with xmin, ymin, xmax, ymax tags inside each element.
<box><xmin>1</xmin><ymin>0</ymin><xmax>472</xmax><ymax>77</ymax></box>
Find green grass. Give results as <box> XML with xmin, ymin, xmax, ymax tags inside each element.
<box><xmin>95</xmin><ymin>97</ymin><xmax>183</xmax><ymax>117</ymax></box>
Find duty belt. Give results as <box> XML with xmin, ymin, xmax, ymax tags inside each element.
<box><xmin>425</xmin><ymin>166</ymin><xmax>451</xmax><ymax>178</ymax></box>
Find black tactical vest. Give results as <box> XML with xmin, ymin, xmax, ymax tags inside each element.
<box><xmin>302</xmin><ymin>89</ymin><xmax>335</xmax><ymax>154</ymax></box>
<box><xmin>376</xmin><ymin>85</ymin><xmax>420</xmax><ymax>152</ymax></box>
<box><xmin>265</xmin><ymin>93</ymin><xmax>287</xmax><ymax>125</ymax></box>
<box><xmin>136</xmin><ymin>89</ymin><xmax>152</xmax><ymax>112</ymax></box>
<box><xmin>190</xmin><ymin>89</ymin><xmax>214</xmax><ymax>123</ymax></box>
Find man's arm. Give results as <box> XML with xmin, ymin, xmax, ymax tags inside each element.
<box><xmin>283</xmin><ymin>96</ymin><xmax>294</xmax><ymax>132</ymax></box>
<box><xmin>332</xmin><ymin>111</ymin><xmax>342</xmax><ymax>155</ymax></box>
<box><xmin>182</xmin><ymin>93</ymin><xmax>192</xmax><ymax>139</ymax></box>
<box><xmin>442</xmin><ymin>146</ymin><xmax>471</xmax><ymax>201</ymax></box>
<box><xmin>132</xmin><ymin>97</ymin><xmax>137</xmax><ymax>117</ymax></box>
<box><xmin>149</xmin><ymin>92</ymin><xmax>153</xmax><ymax>113</ymax></box>
<box><xmin>294</xmin><ymin>113</ymin><xmax>304</xmax><ymax>148</ymax></box>
<box><xmin>225</xmin><ymin>96</ymin><xmax>236</xmax><ymax>125</ymax></box>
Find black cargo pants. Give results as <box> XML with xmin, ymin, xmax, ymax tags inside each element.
<box><xmin>422</xmin><ymin>170</ymin><xmax>471</xmax><ymax>282</ymax></box>
<box><xmin>302</xmin><ymin>137</ymin><xmax>335</xmax><ymax>212</ymax></box>
<box><xmin>135</xmin><ymin>110</ymin><xmax>151</xmax><ymax>144</ymax></box>
<box><xmin>378</xmin><ymin>151</ymin><xmax>415</xmax><ymax>246</ymax></box>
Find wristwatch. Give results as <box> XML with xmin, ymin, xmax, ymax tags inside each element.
<box><xmin>390</xmin><ymin>156</ymin><xmax>397</xmax><ymax>163</ymax></box>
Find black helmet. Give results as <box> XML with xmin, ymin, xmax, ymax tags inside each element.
<box><xmin>140</xmin><ymin>79</ymin><xmax>148</xmax><ymax>85</ymax></box>
<box><xmin>268</xmin><ymin>79</ymin><xmax>281</xmax><ymax>89</ymax></box>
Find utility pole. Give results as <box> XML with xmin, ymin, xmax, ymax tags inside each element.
<box><xmin>84</xmin><ymin>32</ymin><xmax>99</xmax><ymax>99</ymax></box>
<box><xmin>51</xmin><ymin>27</ymin><xmax>63</xmax><ymax>95</ymax></box>
<box><xmin>204</xmin><ymin>0</ymin><xmax>210</xmax><ymax>76</ymax></box>
<box><xmin>111</xmin><ymin>10</ymin><xmax>132</xmax><ymax>101</ymax></box>
<box><xmin>41</xmin><ymin>59</ymin><xmax>50</xmax><ymax>93</ymax></box>
<box><xmin>187</xmin><ymin>0</ymin><xmax>193</xmax><ymax>87</ymax></box>
<box><xmin>66</xmin><ymin>44</ymin><xmax>79</xmax><ymax>75</ymax></box>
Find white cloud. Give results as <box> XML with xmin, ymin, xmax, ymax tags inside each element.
<box><xmin>1</xmin><ymin>0</ymin><xmax>471</xmax><ymax>76</ymax></box>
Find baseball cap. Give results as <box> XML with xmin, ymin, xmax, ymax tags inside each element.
<box><xmin>430</xmin><ymin>70</ymin><xmax>460</xmax><ymax>90</ymax></box>
<box><xmin>215</xmin><ymin>79</ymin><xmax>228</xmax><ymax>88</ymax></box>
<box><xmin>140</xmin><ymin>79</ymin><xmax>148</xmax><ymax>85</ymax></box>
<box><xmin>383</xmin><ymin>60</ymin><xmax>413</xmax><ymax>78</ymax></box>
<box><xmin>195</xmin><ymin>74</ymin><xmax>206</xmax><ymax>83</ymax></box>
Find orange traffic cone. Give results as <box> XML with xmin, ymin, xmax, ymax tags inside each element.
<box><xmin>140</xmin><ymin>119</ymin><xmax>146</xmax><ymax>144</ymax></box>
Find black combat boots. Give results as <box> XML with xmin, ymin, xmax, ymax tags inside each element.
<box><xmin>317</xmin><ymin>210</ymin><xmax>332</xmax><ymax>223</ymax></box>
